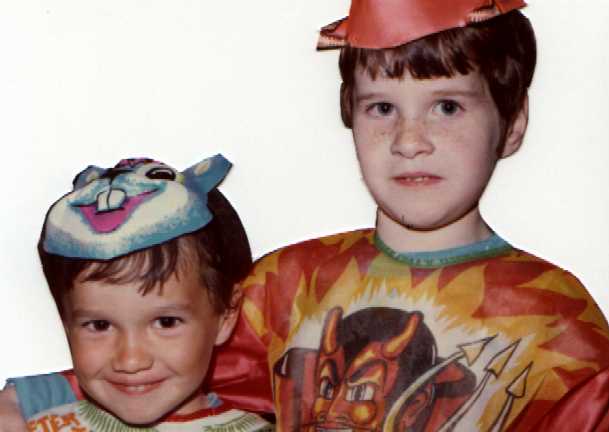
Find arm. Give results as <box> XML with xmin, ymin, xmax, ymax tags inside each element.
<box><xmin>0</xmin><ymin>387</ymin><xmax>27</xmax><ymax>432</ymax></box>
<box><xmin>532</xmin><ymin>366</ymin><xmax>609</xmax><ymax>431</ymax></box>
<box><xmin>208</xmin><ymin>309</ymin><xmax>274</xmax><ymax>414</ymax></box>
<box><xmin>2</xmin><ymin>372</ymin><xmax>79</xmax><ymax>420</ymax></box>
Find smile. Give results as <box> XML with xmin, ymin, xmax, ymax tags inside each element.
<box><xmin>109</xmin><ymin>379</ymin><xmax>165</xmax><ymax>395</ymax></box>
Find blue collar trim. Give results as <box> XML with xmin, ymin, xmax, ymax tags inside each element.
<box><xmin>374</xmin><ymin>233</ymin><xmax>512</xmax><ymax>268</ymax></box>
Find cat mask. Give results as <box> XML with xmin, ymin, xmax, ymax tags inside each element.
<box><xmin>43</xmin><ymin>154</ymin><xmax>231</xmax><ymax>260</ymax></box>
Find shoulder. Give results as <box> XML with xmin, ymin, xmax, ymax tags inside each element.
<box><xmin>5</xmin><ymin>372</ymin><xmax>78</xmax><ymax>421</ymax></box>
<box><xmin>23</xmin><ymin>401</ymin><xmax>83</xmax><ymax>429</ymax></box>
<box><xmin>506</xmin><ymin>248</ymin><xmax>598</xmax><ymax>298</ymax></box>
<box><xmin>502</xmin><ymin>247</ymin><xmax>609</xmax><ymax>339</ymax></box>
<box><xmin>0</xmin><ymin>387</ymin><xmax>27</xmax><ymax>432</ymax></box>
<box><xmin>248</xmin><ymin>229</ymin><xmax>376</xmax><ymax>275</ymax></box>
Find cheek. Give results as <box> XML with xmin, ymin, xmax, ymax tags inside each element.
<box><xmin>354</xmin><ymin>122</ymin><xmax>390</xmax><ymax>150</ymax></box>
<box><xmin>70</xmin><ymin>337</ymin><xmax>111</xmax><ymax>377</ymax></box>
<box><xmin>164</xmin><ymin>328</ymin><xmax>217</xmax><ymax>377</ymax></box>
<box><xmin>446</xmin><ymin>123</ymin><xmax>499</xmax><ymax>171</ymax></box>
<box><xmin>354</xmin><ymin>129</ymin><xmax>388</xmax><ymax>175</ymax></box>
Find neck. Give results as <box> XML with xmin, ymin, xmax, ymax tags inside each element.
<box><xmin>376</xmin><ymin>206</ymin><xmax>492</xmax><ymax>253</ymax></box>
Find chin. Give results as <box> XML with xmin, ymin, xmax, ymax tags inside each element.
<box><xmin>395</xmin><ymin>212</ymin><xmax>451</xmax><ymax>232</ymax></box>
<box><xmin>91</xmin><ymin>397</ymin><xmax>171</xmax><ymax>426</ymax></box>
<box><xmin>109</xmin><ymin>407</ymin><xmax>165</xmax><ymax>426</ymax></box>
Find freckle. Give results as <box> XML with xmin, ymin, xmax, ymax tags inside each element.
<box><xmin>373</xmin><ymin>130</ymin><xmax>389</xmax><ymax>142</ymax></box>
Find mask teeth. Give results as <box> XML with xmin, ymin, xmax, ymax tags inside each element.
<box><xmin>96</xmin><ymin>189</ymin><xmax>110</xmax><ymax>212</ymax></box>
<box><xmin>96</xmin><ymin>188</ymin><xmax>127</xmax><ymax>212</ymax></box>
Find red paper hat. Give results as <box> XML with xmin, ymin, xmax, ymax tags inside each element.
<box><xmin>317</xmin><ymin>0</ymin><xmax>526</xmax><ymax>50</ymax></box>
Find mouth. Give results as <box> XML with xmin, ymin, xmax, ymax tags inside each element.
<box><xmin>76</xmin><ymin>189</ymin><xmax>157</xmax><ymax>233</ymax></box>
<box><xmin>108</xmin><ymin>379</ymin><xmax>165</xmax><ymax>395</ymax></box>
<box><xmin>393</xmin><ymin>173</ymin><xmax>442</xmax><ymax>186</ymax></box>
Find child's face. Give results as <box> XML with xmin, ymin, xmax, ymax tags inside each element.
<box><xmin>62</xmin><ymin>267</ymin><xmax>236</xmax><ymax>425</ymax></box>
<box><xmin>351</xmin><ymin>68</ymin><xmax>523</xmax><ymax>240</ymax></box>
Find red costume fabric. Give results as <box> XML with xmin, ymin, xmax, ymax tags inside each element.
<box><xmin>212</xmin><ymin>230</ymin><xmax>609</xmax><ymax>431</ymax></box>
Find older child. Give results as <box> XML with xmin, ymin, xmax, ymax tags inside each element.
<box><xmin>3</xmin><ymin>155</ymin><xmax>272</xmax><ymax>431</ymax></box>
<box><xmin>4</xmin><ymin>1</ymin><xmax>609</xmax><ymax>431</ymax></box>
<box><xmin>225</xmin><ymin>2</ymin><xmax>609</xmax><ymax>430</ymax></box>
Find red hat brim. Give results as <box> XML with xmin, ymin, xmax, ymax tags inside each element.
<box><xmin>318</xmin><ymin>0</ymin><xmax>526</xmax><ymax>50</ymax></box>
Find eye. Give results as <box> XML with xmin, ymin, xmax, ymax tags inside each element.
<box><xmin>154</xmin><ymin>316</ymin><xmax>183</xmax><ymax>329</ymax></box>
<box><xmin>146</xmin><ymin>167</ymin><xmax>176</xmax><ymax>181</ymax></box>
<box><xmin>367</xmin><ymin>102</ymin><xmax>395</xmax><ymax>117</ymax></box>
<box><xmin>345</xmin><ymin>383</ymin><xmax>375</xmax><ymax>402</ymax></box>
<box><xmin>83</xmin><ymin>320</ymin><xmax>111</xmax><ymax>332</ymax></box>
<box><xmin>319</xmin><ymin>377</ymin><xmax>335</xmax><ymax>400</ymax></box>
<box><xmin>435</xmin><ymin>100</ymin><xmax>462</xmax><ymax>116</ymax></box>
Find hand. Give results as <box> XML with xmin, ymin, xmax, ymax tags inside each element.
<box><xmin>0</xmin><ymin>387</ymin><xmax>28</xmax><ymax>432</ymax></box>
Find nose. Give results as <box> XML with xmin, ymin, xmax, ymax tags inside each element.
<box><xmin>390</xmin><ymin>119</ymin><xmax>434</xmax><ymax>158</ymax></box>
<box><xmin>112</xmin><ymin>332</ymin><xmax>153</xmax><ymax>374</ymax></box>
<box><xmin>101</xmin><ymin>167</ymin><xmax>130</xmax><ymax>182</ymax></box>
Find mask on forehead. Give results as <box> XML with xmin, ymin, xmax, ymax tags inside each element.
<box><xmin>43</xmin><ymin>154</ymin><xmax>231</xmax><ymax>260</ymax></box>
<box><xmin>317</xmin><ymin>0</ymin><xmax>526</xmax><ymax>50</ymax></box>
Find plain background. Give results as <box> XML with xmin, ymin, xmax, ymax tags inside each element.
<box><xmin>0</xmin><ymin>0</ymin><xmax>607</xmax><ymax>386</ymax></box>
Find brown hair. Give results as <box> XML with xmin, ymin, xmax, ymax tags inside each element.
<box><xmin>339</xmin><ymin>10</ymin><xmax>536</xmax><ymax>131</ymax></box>
<box><xmin>39</xmin><ymin>189</ymin><xmax>252</xmax><ymax>318</ymax></box>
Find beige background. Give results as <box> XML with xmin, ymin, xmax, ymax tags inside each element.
<box><xmin>0</xmin><ymin>0</ymin><xmax>607</xmax><ymax>385</ymax></box>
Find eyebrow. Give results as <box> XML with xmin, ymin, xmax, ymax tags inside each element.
<box><xmin>355</xmin><ymin>88</ymin><xmax>485</xmax><ymax>104</ymax></box>
<box><xmin>354</xmin><ymin>92</ymin><xmax>388</xmax><ymax>104</ymax></box>
<box><xmin>70</xmin><ymin>308</ymin><xmax>105</xmax><ymax>320</ymax></box>
<box><xmin>152</xmin><ymin>304</ymin><xmax>195</xmax><ymax>315</ymax></box>
<box><xmin>430</xmin><ymin>89</ymin><xmax>486</xmax><ymax>99</ymax></box>
<box><xmin>69</xmin><ymin>304</ymin><xmax>195</xmax><ymax>320</ymax></box>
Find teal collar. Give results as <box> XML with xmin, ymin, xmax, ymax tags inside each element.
<box><xmin>374</xmin><ymin>232</ymin><xmax>512</xmax><ymax>268</ymax></box>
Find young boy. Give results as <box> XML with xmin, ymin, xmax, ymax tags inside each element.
<box><xmin>1</xmin><ymin>155</ymin><xmax>272</xmax><ymax>431</ymax></box>
<box><xmin>3</xmin><ymin>1</ymin><xmax>609</xmax><ymax>431</ymax></box>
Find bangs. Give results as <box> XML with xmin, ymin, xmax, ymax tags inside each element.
<box><xmin>78</xmin><ymin>239</ymin><xmax>188</xmax><ymax>295</ymax></box>
<box><xmin>341</xmin><ymin>27</ymin><xmax>480</xmax><ymax>83</ymax></box>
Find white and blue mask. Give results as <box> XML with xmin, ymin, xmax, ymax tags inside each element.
<box><xmin>43</xmin><ymin>154</ymin><xmax>231</xmax><ymax>260</ymax></box>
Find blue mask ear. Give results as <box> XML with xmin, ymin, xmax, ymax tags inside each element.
<box><xmin>182</xmin><ymin>154</ymin><xmax>232</xmax><ymax>195</ymax></box>
<box><xmin>72</xmin><ymin>165</ymin><xmax>106</xmax><ymax>190</ymax></box>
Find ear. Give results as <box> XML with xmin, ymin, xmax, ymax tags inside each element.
<box><xmin>500</xmin><ymin>95</ymin><xmax>529</xmax><ymax>158</ymax></box>
<box><xmin>214</xmin><ymin>285</ymin><xmax>243</xmax><ymax>346</ymax></box>
<box><xmin>72</xmin><ymin>165</ymin><xmax>106</xmax><ymax>189</ymax></box>
<box><xmin>182</xmin><ymin>154</ymin><xmax>232</xmax><ymax>196</ymax></box>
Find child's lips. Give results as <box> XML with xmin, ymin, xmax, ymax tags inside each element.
<box><xmin>108</xmin><ymin>378</ymin><xmax>166</xmax><ymax>395</ymax></box>
<box><xmin>393</xmin><ymin>172</ymin><xmax>442</xmax><ymax>186</ymax></box>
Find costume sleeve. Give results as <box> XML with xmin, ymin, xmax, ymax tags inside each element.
<box><xmin>206</xmin><ymin>308</ymin><xmax>274</xmax><ymax>414</ymax></box>
<box><xmin>531</xmin><ymin>366</ymin><xmax>609</xmax><ymax>431</ymax></box>
<box><xmin>206</xmin><ymin>252</ymin><xmax>283</xmax><ymax>415</ymax></box>
<box><xmin>504</xmin><ymin>267</ymin><xmax>609</xmax><ymax>431</ymax></box>
<box><xmin>4</xmin><ymin>372</ymin><xmax>78</xmax><ymax>419</ymax></box>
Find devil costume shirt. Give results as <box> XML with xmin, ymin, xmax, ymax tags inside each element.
<box><xmin>9</xmin><ymin>231</ymin><xmax>609</xmax><ymax>431</ymax></box>
<box><xmin>228</xmin><ymin>230</ymin><xmax>609</xmax><ymax>431</ymax></box>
